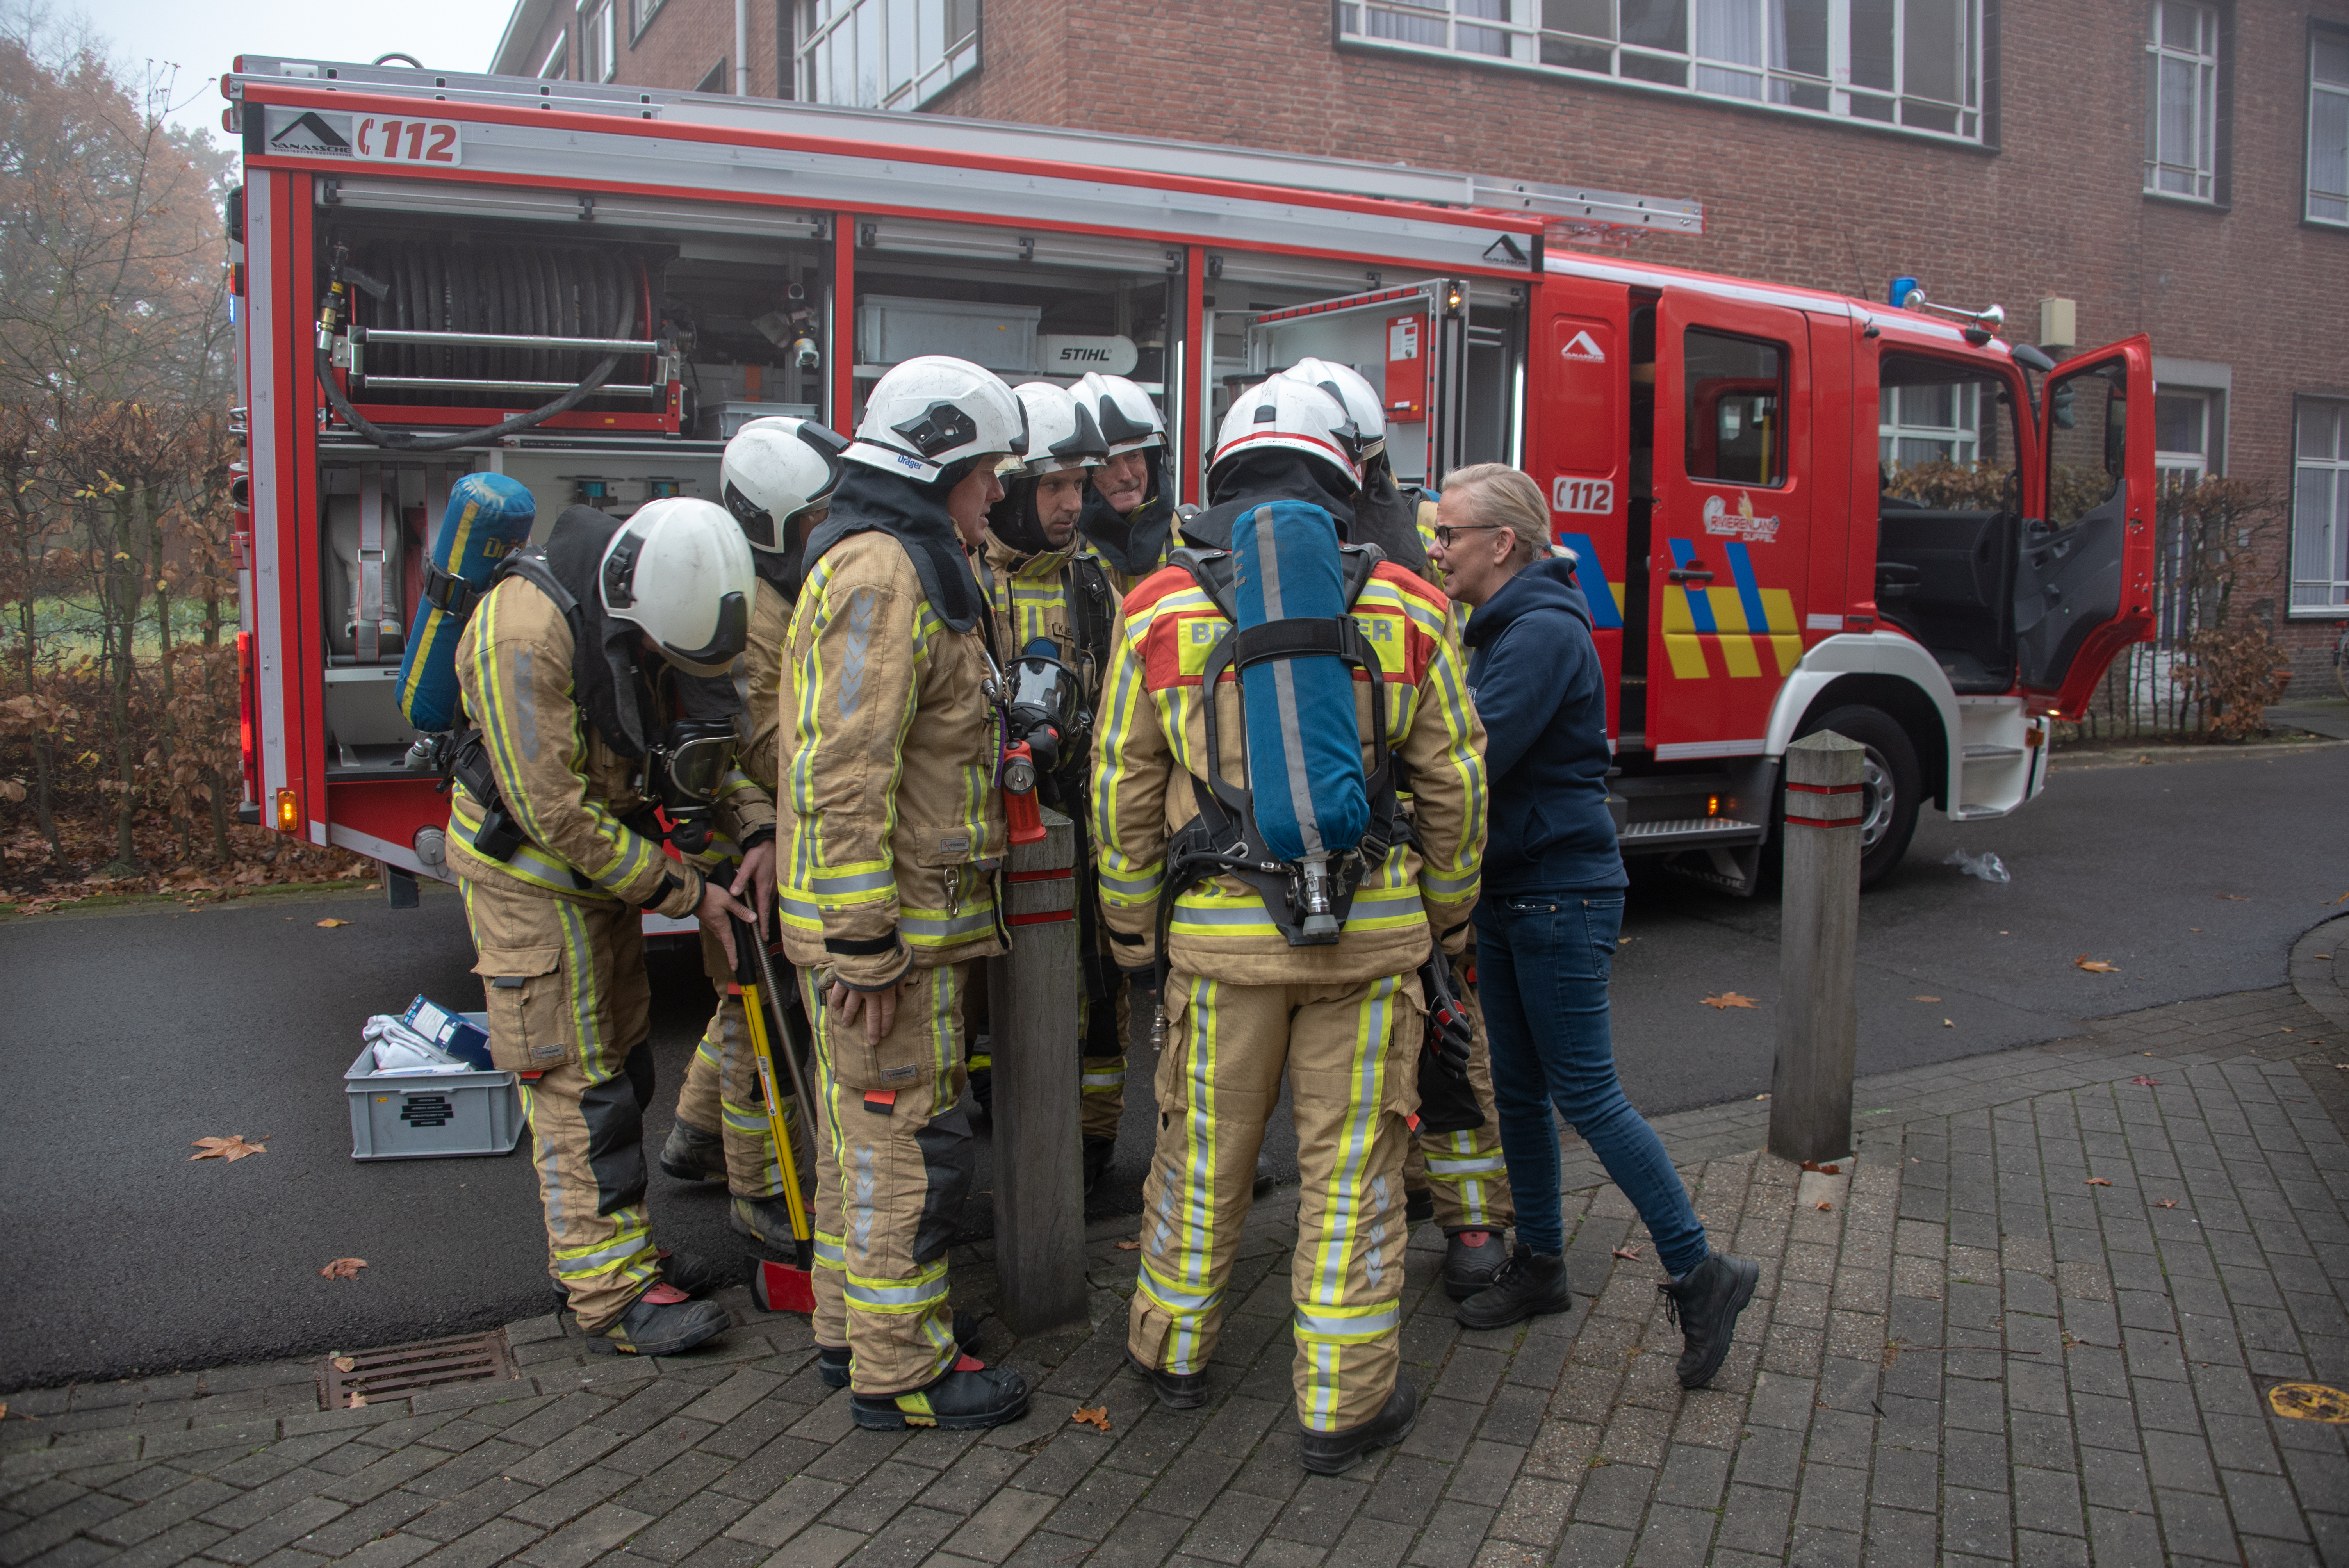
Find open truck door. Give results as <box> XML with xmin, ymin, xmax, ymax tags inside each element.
<box><xmin>1244</xmin><ymin>280</ymin><xmax>1470</xmax><ymax>489</ymax></box>
<box><xmin>2020</xmin><ymin>334</ymin><xmax>2156</xmax><ymax>718</ymax></box>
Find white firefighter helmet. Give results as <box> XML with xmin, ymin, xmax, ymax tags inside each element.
<box><xmin>1208</xmin><ymin>377</ymin><xmax>1364</xmax><ymax>495</ymax></box>
<box><xmin>599</xmin><ymin>496</ymin><xmax>757</xmax><ymax>677</ymax></box>
<box><xmin>1074</xmin><ymin>372</ymin><xmax>1166</xmax><ymax>454</ymax></box>
<box><xmin>843</xmin><ymin>355</ymin><xmax>1027</xmax><ymax>484</ymax></box>
<box><xmin>1278</xmin><ymin>358</ymin><xmax>1387</xmax><ymax>464</ymax></box>
<box><xmin>721</xmin><ymin>417</ymin><xmax>847</xmax><ymax>553</ymax></box>
<box><xmin>1009</xmin><ymin>381</ymin><xmax>1109</xmax><ymax>475</ymax></box>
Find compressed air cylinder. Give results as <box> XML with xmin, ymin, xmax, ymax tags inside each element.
<box><xmin>1230</xmin><ymin>498</ymin><xmax>1369</xmax><ymax>861</ymax></box>
<box><xmin>395</xmin><ymin>473</ymin><xmax>537</xmax><ymax>733</ymax></box>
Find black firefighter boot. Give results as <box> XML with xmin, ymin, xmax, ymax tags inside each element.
<box><xmin>730</xmin><ymin>1194</ymin><xmax>802</xmax><ymax>1252</ymax></box>
<box><xmin>588</xmin><ymin>1282</ymin><xmax>730</xmax><ymax>1357</ymax></box>
<box><xmin>1299</xmin><ymin>1379</ymin><xmax>1418</xmax><ymax>1475</ymax></box>
<box><xmin>1126</xmin><ymin>1349</ymin><xmax>1211</xmax><ymax>1410</ymax></box>
<box><xmin>1659</xmin><ymin>1253</ymin><xmax>1762</xmax><ymax>1389</ymax></box>
<box><xmin>1441</xmin><ymin>1229</ymin><xmax>1509</xmax><ymax>1300</ymax></box>
<box><xmin>1455</xmin><ymin>1245</ymin><xmax>1575</xmax><ymax>1330</ymax></box>
<box><xmin>659</xmin><ymin>1119</ymin><xmax>727</xmax><ymax>1181</ymax></box>
<box><xmin>552</xmin><ymin>1249</ymin><xmax>728</xmax><ymax>1304</ymax></box>
<box><xmin>1083</xmin><ymin>1138</ymin><xmax>1117</xmax><ymax>1197</ymax></box>
<box><xmin>852</xmin><ymin>1363</ymin><xmax>1030</xmax><ymax>1431</ymax></box>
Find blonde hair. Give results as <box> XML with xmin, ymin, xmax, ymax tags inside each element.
<box><xmin>1440</xmin><ymin>464</ymin><xmax>1550</xmax><ymax>569</ymax></box>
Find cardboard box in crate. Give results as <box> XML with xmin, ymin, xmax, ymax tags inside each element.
<box><xmin>345</xmin><ymin>1015</ymin><xmax>524</xmax><ymax>1160</ymax></box>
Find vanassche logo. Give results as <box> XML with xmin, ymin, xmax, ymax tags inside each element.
<box><xmin>270</xmin><ymin>112</ymin><xmax>352</xmax><ymax>157</ymax></box>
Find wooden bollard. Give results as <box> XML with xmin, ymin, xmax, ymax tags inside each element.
<box><xmin>1768</xmin><ymin>732</ymin><xmax>1865</xmax><ymax>1165</ymax></box>
<box><xmin>984</xmin><ymin>807</ymin><xmax>1090</xmax><ymax>1337</ymax></box>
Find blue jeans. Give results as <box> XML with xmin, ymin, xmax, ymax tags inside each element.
<box><xmin>1475</xmin><ymin>891</ymin><xmax>1710</xmax><ymax>1277</ymax></box>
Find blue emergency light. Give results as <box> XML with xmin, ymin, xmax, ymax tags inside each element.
<box><xmin>1888</xmin><ymin>276</ymin><xmax>1921</xmax><ymax>308</ymax></box>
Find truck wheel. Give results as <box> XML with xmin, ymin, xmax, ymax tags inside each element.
<box><xmin>1793</xmin><ymin>704</ymin><xmax>1921</xmax><ymax>889</ymax></box>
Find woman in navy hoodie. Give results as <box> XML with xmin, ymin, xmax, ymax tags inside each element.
<box><xmin>1429</xmin><ymin>465</ymin><xmax>1757</xmax><ymax>1391</ymax></box>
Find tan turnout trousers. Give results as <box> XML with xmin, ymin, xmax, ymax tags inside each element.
<box><xmin>461</xmin><ymin>877</ymin><xmax>659</xmax><ymax>1334</ymax></box>
<box><xmin>1130</xmin><ymin>970</ymin><xmax>1421</xmax><ymax>1433</ymax></box>
<box><xmin>674</xmin><ymin>944</ymin><xmax>802</xmax><ymax>1203</ymax></box>
<box><xmin>800</xmin><ymin>962</ymin><xmax>975</xmax><ymax>1395</ymax></box>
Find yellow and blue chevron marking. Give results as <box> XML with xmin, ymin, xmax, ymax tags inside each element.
<box><xmin>1661</xmin><ymin>539</ymin><xmax>1803</xmax><ymax>680</ymax></box>
<box><xmin>1551</xmin><ymin>532</ymin><xmax>1627</xmax><ymax>629</ymax></box>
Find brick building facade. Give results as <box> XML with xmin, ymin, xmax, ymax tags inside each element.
<box><xmin>494</xmin><ymin>0</ymin><xmax>2349</xmax><ymax>688</ymax></box>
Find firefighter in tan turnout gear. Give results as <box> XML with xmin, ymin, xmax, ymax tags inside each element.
<box><xmin>658</xmin><ymin>419</ymin><xmax>847</xmax><ymax>1250</ymax></box>
<box><xmin>1279</xmin><ymin>360</ymin><xmax>1516</xmax><ymax>1301</ymax></box>
<box><xmin>448</xmin><ymin>497</ymin><xmax>765</xmax><ymax>1358</ymax></box>
<box><xmin>777</xmin><ymin>355</ymin><xmax>1031</xmax><ymax>1432</ymax></box>
<box><xmin>1096</xmin><ymin>377</ymin><xmax>1488</xmax><ymax>1473</ymax></box>
<box><xmin>974</xmin><ymin>381</ymin><xmax>1132</xmax><ymax>1194</ymax></box>
<box><xmin>1074</xmin><ymin>371</ymin><xmax>1183</xmax><ymax>596</ymax></box>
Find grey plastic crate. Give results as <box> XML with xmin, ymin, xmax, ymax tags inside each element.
<box><xmin>344</xmin><ymin>1016</ymin><xmax>524</xmax><ymax>1160</ymax></box>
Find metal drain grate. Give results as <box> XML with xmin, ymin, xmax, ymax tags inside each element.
<box><xmin>320</xmin><ymin>1331</ymin><xmax>516</xmax><ymax>1409</ymax></box>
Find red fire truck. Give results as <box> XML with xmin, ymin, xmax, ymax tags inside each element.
<box><xmin>222</xmin><ymin>56</ymin><xmax>2153</xmax><ymax>905</ymax></box>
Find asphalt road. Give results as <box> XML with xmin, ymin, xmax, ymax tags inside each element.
<box><xmin>4</xmin><ymin>740</ymin><xmax>2344</xmax><ymax>1392</ymax></box>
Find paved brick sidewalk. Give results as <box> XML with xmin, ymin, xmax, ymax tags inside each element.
<box><xmin>7</xmin><ymin>985</ymin><xmax>2347</xmax><ymax>1568</ymax></box>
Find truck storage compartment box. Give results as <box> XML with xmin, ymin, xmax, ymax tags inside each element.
<box><xmin>856</xmin><ymin>295</ymin><xmax>1039</xmax><ymax>375</ymax></box>
<box><xmin>344</xmin><ymin>1019</ymin><xmax>523</xmax><ymax>1160</ymax></box>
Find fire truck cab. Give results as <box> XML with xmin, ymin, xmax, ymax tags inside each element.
<box><xmin>221</xmin><ymin>57</ymin><xmax>2154</xmax><ymax>904</ymax></box>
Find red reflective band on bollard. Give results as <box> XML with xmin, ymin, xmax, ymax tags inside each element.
<box><xmin>1007</xmin><ymin>909</ymin><xmax>1075</xmax><ymax>926</ymax></box>
<box><xmin>1785</xmin><ymin>782</ymin><xmax>1864</xmax><ymax>795</ymax></box>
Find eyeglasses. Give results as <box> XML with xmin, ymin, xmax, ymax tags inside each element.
<box><xmin>1431</xmin><ymin>522</ymin><xmax>1507</xmax><ymax>548</ymax></box>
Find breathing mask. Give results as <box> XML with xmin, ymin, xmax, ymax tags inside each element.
<box><xmin>652</xmin><ymin>717</ymin><xmax>738</xmax><ymax>855</ymax></box>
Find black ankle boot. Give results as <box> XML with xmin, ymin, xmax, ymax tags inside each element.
<box><xmin>1298</xmin><ymin>1380</ymin><xmax>1416</xmax><ymax>1475</ymax></box>
<box><xmin>851</xmin><ymin>1365</ymin><xmax>1028</xmax><ymax>1431</ymax></box>
<box><xmin>1083</xmin><ymin>1137</ymin><xmax>1116</xmax><ymax>1197</ymax></box>
<box><xmin>1454</xmin><ymin>1245</ymin><xmax>1574</xmax><ymax>1329</ymax></box>
<box><xmin>1659</xmin><ymin>1253</ymin><xmax>1761</xmax><ymax>1389</ymax></box>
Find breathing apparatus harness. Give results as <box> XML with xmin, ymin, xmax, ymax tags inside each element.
<box><xmin>422</xmin><ymin>545</ymin><xmax>756</xmax><ymax>898</ymax></box>
<box><xmin>981</xmin><ymin>543</ymin><xmax>1117</xmax><ymax>840</ymax></box>
<box><xmin>1149</xmin><ymin>540</ymin><xmax>1409</xmax><ymax>989</ymax></box>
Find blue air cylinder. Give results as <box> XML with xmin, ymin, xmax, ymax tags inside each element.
<box><xmin>396</xmin><ymin>473</ymin><xmax>536</xmax><ymax>733</ymax></box>
<box><xmin>1230</xmin><ymin>499</ymin><xmax>1369</xmax><ymax>940</ymax></box>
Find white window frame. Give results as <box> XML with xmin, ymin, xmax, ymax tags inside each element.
<box><xmin>2153</xmin><ymin>387</ymin><xmax>2215</xmax><ymax>488</ymax></box>
<box><xmin>2292</xmin><ymin>397</ymin><xmax>2349</xmax><ymax>617</ymax></box>
<box><xmin>1335</xmin><ymin>0</ymin><xmax>1985</xmax><ymax>143</ymax></box>
<box><xmin>630</xmin><ymin>0</ymin><xmax>664</xmax><ymax>42</ymax></box>
<box><xmin>2145</xmin><ymin>1</ymin><xmax>2220</xmax><ymax>202</ymax></box>
<box><xmin>1879</xmin><ymin>382</ymin><xmax>1980</xmax><ymax>468</ymax></box>
<box><xmin>797</xmin><ymin>0</ymin><xmax>980</xmax><ymax>111</ymax></box>
<box><xmin>2310</xmin><ymin>26</ymin><xmax>2349</xmax><ymax>226</ymax></box>
<box><xmin>577</xmin><ymin>1</ymin><xmax>618</xmax><ymax>82</ymax></box>
<box><xmin>538</xmin><ymin>29</ymin><xmax>569</xmax><ymax>78</ymax></box>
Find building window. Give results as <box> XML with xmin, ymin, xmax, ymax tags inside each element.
<box><xmin>2312</xmin><ymin>27</ymin><xmax>2349</xmax><ymax>225</ymax></box>
<box><xmin>1882</xmin><ymin>381</ymin><xmax>1980</xmax><ymax>467</ymax></box>
<box><xmin>539</xmin><ymin>29</ymin><xmax>569</xmax><ymax>78</ymax></box>
<box><xmin>579</xmin><ymin>1</ymin><xmax>617</xmax><ymax>81</ymax></box>
<box><xmin>2154</xmin><ymin>388</ymin><xmax>2217</xmax><ymax>486</ymax></box>
<box><xmin>2294</xmin><ymin>398</ymin><xmax>2349</xmax><ymax>615</ymax></box>
<box><xmin>2146</xmin><ymin>1</ymin><xmax>2220</xmax><ymax>201</ymax></box>
<box><xmin>630</xmin><ymin>0</ymin><xmax>664</xmax><ymax>40</ymax></box>
<box><xmin>1335</xmin><ymin>0</ymin><xmax>1984</xmax><ymax>140</ymax></box>
<box><xmin>697</xmin><ymin>58</ymin><xmax>728</xmax><ymax>92</ymax></box>
<box><xmin>798</xmin><ymin>0</ymin><xmax>979</xmax><ymax>110</ymax></box>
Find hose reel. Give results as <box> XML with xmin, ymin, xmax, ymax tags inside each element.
<box><xmin>317</xmin><ymin>238</ymin><xmax>681</xmax><ymax>451</ymax></box>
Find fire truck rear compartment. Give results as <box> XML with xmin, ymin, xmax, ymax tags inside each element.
<box><xmin>313</xmin><ymin>210</ymin><xmax>831</xmax><ymax>776</ymax></box>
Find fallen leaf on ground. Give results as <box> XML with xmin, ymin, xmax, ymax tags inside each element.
<box><xmin>1816</xmin><ymin>1201</ymin><xmax>1833</xmax><ymax>1211</ymax></box>
<box><xmin>1070</xmin><ymin>1406</ymin><xmax>1112</xmax><ymax>1432</ymax></box>
<box><xmin>315</xmin><ymin>918</ymin><xmax>351</xmax><ymax>928</ymax></box>
<box><xmin>189</xmin><ymin>1135</ymin><xmax>268</xmax><ymax>1161</ymax></box>
<box><xmin>2132</xmin><ymin>1075</ymin><xmax>2162</xmax><ymax>1087</ymax></box>
<box><xmin>1914</xmin><ymin>995</ymin><xmax>1941</xmax><ymax>1002</ymax></box>
<box><xmin>2074</xmin><ymin>955</ymin><xmax>2119</xmax><ymax>973</ymax></box>
<box><xmin>319</xmin><ymin>1258</ymin><xmax>368</xmax><ymax>1280</ymax></box>
<box><xmin>1701</xmin><ymin>992</ymin><xmax>1758</xmax><ymax>1009</ymax></box>
<box><xmin>1611</xmin><ymin>1246</ymin><xmax>1643</xmax><ymax>1261</ymax></box>
<box><xmin>2283</xmin><ymin>1028</ymin><xmax>2297</xmax><ymax>1033</ymax></box>
<box><xmin>1944</xmin><ymin>1019</ymin><xmax>1955</xmax><ymax>1028</ymax></box>
<box><xmin>1754</xmin><ymin>1092</ymin><xmax>1770</xmax><ymax>1101</ymax></box>
<box><xmin>2215</xmin><ymin>894</ymin><xmax>2249</xmax><ymax>901</ymax></box>
<box><xmin>2157</xmin><ymin>1199</ymin><xmax>2179</xmax><ymax>1209</ymax></box>
<box><xmin>332</xmin><ymin>1356</ymin><xmax>356</xmax><ymax>1372</ymax></box>
<box><xmin>348</xmin><ymin>1392</ymin><xmax>367</xmax><ymax>1409</ymax></box>
<box><xmin>1114</xmin><ymin>1239</ymin><xmax>1140</xmax><ymax>1251</ymax></box>
<box><xmin>1798</xmin><ymin>1160</ymin><xmax>1841</xmax><ymax>1175</ymax></box>
<box><xmin>2085</xmin><ymin>1178</ymin><xmax>2112</xmax><ymax>1187</ymax></box>
<box><xmin>2330</xmin><ymin>891</ymin><xmax>2349</xmax><ymax>905</ymax></box>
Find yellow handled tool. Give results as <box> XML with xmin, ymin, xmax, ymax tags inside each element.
<box><xmin>732</xmin><ymin>916</ymin><xmax>816</xmax><ymax>1311</ymax></box>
